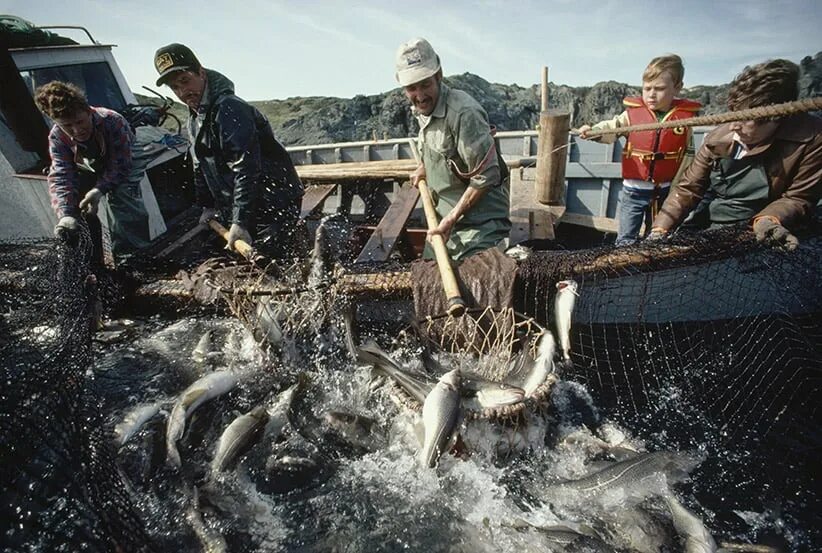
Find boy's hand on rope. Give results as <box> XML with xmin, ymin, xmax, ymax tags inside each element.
<box><xmin>753</xmin><ymin>216</ymin><xmax>799</xmax><ymax>251</ymax></box>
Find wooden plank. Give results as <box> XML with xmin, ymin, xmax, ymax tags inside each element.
<box><xmin>299</xmin><ymin>183</ymin><xmax>338</xmax><ymax>220</ymax></box>
<box><xmin>355</xmin><ymin>183</ymin><xmax>420</xmax><ymax>264</ymax></box>
<box><xmin>560</xmin><ymin>212</ymin><xmax>619</xmax><ymax>233</ymax></box>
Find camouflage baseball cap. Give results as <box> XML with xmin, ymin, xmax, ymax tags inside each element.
<box><xmin>395</xmin><ymin>37</ymin><xmax>440</xmax><ymax>87</ymax></box>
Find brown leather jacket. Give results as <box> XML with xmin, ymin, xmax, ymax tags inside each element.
<box><xmin>655</xmin><ymin>113</ymin><xmax>822</xmax><ymax>231</ymax></box>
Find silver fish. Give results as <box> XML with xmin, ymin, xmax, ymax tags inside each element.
<box><xmin>186</xmin><ymin>487</ymin><xmax>227</xmax><ymax>553</ymax></box>
<box><xmin>554</xmin><ymin>279</ymin><xmax>579</xmax><ymax>361</ymax></box>
<box><xmin>420</xmin><ymin>369</ymin><xmax>461</xmax><ymax>468</ymax></box>
<box><xmin>358</xmin><ymin>342</ymin><xmax>437</xmax><ymax>404</ymax></box>
<box><xmin>191</xmin><ymin>330</ymin><xmax>214</xmax><ymax>363</ymax></box>
<box><xmin>547</xmin><ymin>450</ymin><xmax>702</xmax><ymax>497</ymax></box>
<box><xmin>665</xmin><ymin>495</ymin><xmax>717</xmax><ymax>553</ymax></box>
<box><xmin>211</xmin><ymin>405</ymin><xmax>268</xmax><ymax>473</ymax></box>
<box><xmin>308</xmin><ymin>214</ymin><xmax>335</xmax><ymax>288</ymax></box>
<box><xmin>520</xmin><ymin>330</ymin><xmax>556</xmax><ymax>397</ymax></box>
<box><xmin>113</xmin><ymin>401</ymin><xmax>165</xmax><ymax>447</ymax></box>
<box><xmin>262</xmin><ymin>380</ymin><xmax>303</xmax><ymax>440</ymax></box>
<box><xmin>166</xmin><ymin>371</ymin><xmax>239</xmax><ymax>468</ymax></box>
<box><xmin>254</xmin><ymin>298</ymin><xmax>283</xmax><ymax>348</ymax></box>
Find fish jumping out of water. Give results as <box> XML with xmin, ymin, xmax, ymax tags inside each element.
<box><xmin>554</xmin><ymin>279</ymin><xmax>579</xmax><ymax>362</ymax></box>
<box><xmin>420</xmin><ymin>369</ymin><xmax>462</xmax><ymax>468</ymax></box>
<box><xmin>360</xmin><ymin>342</ymin><xmax>525</xmax><ymax>409</ymax></box>
<box><xmin>254</xmin><ymin>298</ymin><xmax>284</xmax><ymax>349</ymax></box>
<box><xmin>192</xmin><ymin>330</ymin><xmax>218</xmax><ymax>364</ymax></box>
<box><xmin>518</xmin><ymin>330</ymin><xmax>556</xmax><ymax>397</ymax></box>
<box><xmin>211</xmin><ymin>405</ymin><xmax>269</xmax><ymax>474</ymax></box>
<box><xmin>166</xmin><ymin>371</ymin><xmax>239</xmax><ymax>469</ymax></box>
<box><xmin>544</xmin><ymin>450</ymin><xmax>703</xmax><ymax>499</ymax></box>
<box><xmin>114</xmin><ymin>401</ymin><xmax>166</xmax><ymax>447</ymax></box>
<box><xmin>664</xmin><ymin>494</ymin><xmax>717</xmax><ymax>553</ymax></box>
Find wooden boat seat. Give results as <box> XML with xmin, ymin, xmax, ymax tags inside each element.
<box><xmin>355</xmin><ymin>183</ymin><xmax>420</xmax><ymax>264</ymax></box>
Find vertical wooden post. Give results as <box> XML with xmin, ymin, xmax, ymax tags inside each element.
<box><xmin>535</xmin><ymin>66</ymin><xmax>571</xmax><ymax>206</ymax></box>
<box><xmin>541</xmin><ymin>66</ymin><xmax>549</xmax><ymax>112</ymax></box>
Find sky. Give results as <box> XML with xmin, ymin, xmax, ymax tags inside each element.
<box><xmin>3</xmin><ymin>0</ymin><xmax>822</xmax><ymax>101</ymax></box>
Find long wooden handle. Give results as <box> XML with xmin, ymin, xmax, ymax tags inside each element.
<box><xmin>207</xmin><ymin>219</ymin><xmax>256</xmax><ymax>261</ymax></box>
<box><xmin>417</xmin><ymin>179</ymin><xmax>466</xmax><ymax>317</ymax></box>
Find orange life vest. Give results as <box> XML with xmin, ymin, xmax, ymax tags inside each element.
<box><xmin>621</xmin><ymin>97</ymin><xmax>701</xmax><ymax>184</ymax></box>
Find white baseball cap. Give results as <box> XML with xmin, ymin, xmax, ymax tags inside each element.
<box><xmin>395</xmin><ymin>37</ymin><xmax>440</xmax><ymax>86</ymax></box>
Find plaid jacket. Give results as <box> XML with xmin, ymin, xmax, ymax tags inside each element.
<box><xmin>47</xmin><ymin>107</ymin><xmax>134</xmax><ymax>218</ymax></box>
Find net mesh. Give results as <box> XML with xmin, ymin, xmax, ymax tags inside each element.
<box><xmin>0</xmin><ymin>231</ymin><xmax>152</xmax><ymax>553</ymax></box>
<box><xmin>1</xmin><ymin>220</ymin><xmax>820</xmax><ymax>550</ymax></box>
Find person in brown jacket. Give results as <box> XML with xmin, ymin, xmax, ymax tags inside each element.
<box><xmin>649</xmin><ymin>59</ymin><xmax>822</xmax><ymax>250</ymax></box>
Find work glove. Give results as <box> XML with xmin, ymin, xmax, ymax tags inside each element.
<box><xmin>79</xmin><ymin>188</ymin><xmax>103</xmax><ymax>215</ymax></box>
<box><xmin>645</xmin><ymin>227</ymin><xmax>668</xmax><ymax>242</ymax></box>
<box><xmin>199</xmin><ymin>207</ymin><xmax>219</xmax><ymax>225</ymax></box>
<box><xmin>54</xmin><ymin>216</ymin><xmax>79</xmax><ymax>241</ymax></box>
<box><xmin>225</xmin><ymin>223</ymin><xmax>253</xmax><ymax>252</ymax></box>
<box><xmin>753</xmin><ymin>217</ymin><xmax>799</xmax><ymax>251</ymax></box>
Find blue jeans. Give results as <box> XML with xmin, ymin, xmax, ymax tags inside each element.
<box><xmin>616</xmin><ymin>186</ymin><xmax>669</xmax><ymax>247</ymax></box>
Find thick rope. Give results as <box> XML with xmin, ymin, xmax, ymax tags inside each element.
<box><xmin>581</xmin><ymin>96</ymin><xmax>822</xmax><ymax>138</ymax></box>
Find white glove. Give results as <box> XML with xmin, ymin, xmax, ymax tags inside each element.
<box><xmin>645</xmin><ymin>227</ymin><xmax>668</xmax><ymax>242</ymax></box>
<box><xmin>79</xmin><ymin>188</ymin><xmax>103</xmax><ymax>215</ymax></box>
<box><xmin>199</xmin><ymin>207</ymin><xmax>219</xmax><ymax>225</ymax></box>
<box><xmin>225</xmin><ymin>223</ymin><xmax>253</xmax><ymax>251</ymax></box>
<box><xmin>54</xmin><ymin>216</ymin><xmax>78</xmax><ymax>239</ymax></box>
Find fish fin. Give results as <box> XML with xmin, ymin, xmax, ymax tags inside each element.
<box><xmin>412</xmin><ymin>419</ymin><xmax>426</xmax><ymax>448</ymax></box>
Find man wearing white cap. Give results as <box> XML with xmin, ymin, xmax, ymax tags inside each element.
<box><xmin>396</xmin><ymin>37</ymin><xmax>510</xmax><ymax>261</ymax></box>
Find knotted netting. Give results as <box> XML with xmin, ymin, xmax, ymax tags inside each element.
<box><xmin>0</xmin><ymin>230</ymin><xmax>152</xmax><ymax>552</ymax></box>
<box><xmin>516</xmin><ymin>224</ymin><xmax>821</xmax><ymax>449</ymax></box>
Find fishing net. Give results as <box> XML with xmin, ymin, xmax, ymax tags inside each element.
<box><xmin>2</xmin><ymin>217</ymin><xmax>821</xmax><ymax>550</ymax></box>
<box><xmin>191</xmin><ymin>256</ymin><xmax>339</xmax><ymax>347</ymax></box>
<box><xmin>376</xmin><ymin>306</ymin><xmax>556</xmax><ymax>420</ymax></box>
<box><xmin>0</xmin><ymin>231</ymin><xmax>152</xmax><ymax>552</ymax></box>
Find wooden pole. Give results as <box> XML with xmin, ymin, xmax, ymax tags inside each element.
<box><xmin>541</xmin><ymin>66</ymin><xmax>549</xmax><ymax>112</ymax></box>
<box><xmin>535</xmin><ymin>66</ymin><xmax>571</xmax><ymax>206</ymax></box>
<box><xmin>417</xmin><ymin>179</ymin><xmax>466</xmax><ymax>317</ymax></box>
<box><xmin>207</xmin><ymin>219</ymin><xmax>256</xmax><ymax>261</ymax></box>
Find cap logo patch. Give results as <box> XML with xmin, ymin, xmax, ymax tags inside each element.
<box><xmin>155</xmin><ymin>53</ymin><xmax>174</xmax><ymax>73</ymax></box>
<box><xmin>404</xmin><ymin>49</ymin><xmax>422</xmax><ymax>67</ymax></box>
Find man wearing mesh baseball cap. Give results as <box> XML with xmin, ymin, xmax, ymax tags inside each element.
<box><xmin>153</xmin><ymin>43</ymin><xmax>304</xmax><ymax>258</ymax></box>
<box><xmin>396</xmin><ymin>38</ymin><xmax>510</xmax><ymax>261</ymax></box>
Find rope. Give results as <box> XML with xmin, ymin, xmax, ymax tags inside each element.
<box><xmin>581</xmin><ymin>97</ymin><xmax>822</xmax><ymax>138</ymax></box>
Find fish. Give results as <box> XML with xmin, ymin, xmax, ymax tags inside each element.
<box><xmin>308</xmin><ymin>215</ymin><xmax>334</xmax><ymax>288</ymax></box>
<box><xmin>211</xmin><ymin>405</ymin><xmax>269</xmax><ymax>473</ymax></box>
<box><xmin>357</xmin><ymin>342</ymin><xmax>437</xmax><ymax>404</ymax></box>
<box><xmin>546</xmin><ymin>450</ymin><xmax>702</xmax><ymax>497</ymax></box>
<box><xmin>517</xmin><ymin>330</ymin><xmax>556</xmax><ymax>397</ymax></box>
<box><xmin>186</xmin><ymin>487</ymin><xmax>228</xmax><ymax>553</ymax></box>
<box><xmin>113</xmin><ymin>401</ymin><xmax>165</xmax><ymax>447</ymax></box>
<box><xmin>166</xmin><ymin>371</ymin><xmax>239</xmax><ymax>469</ymax></box>
<box><xmin>262</xmin><ymin>379</ymin><xmax>303</xmax><ymax>441</ymax></box>
<box><xmin>554</xmin><ymin>279</ymin><xmax>579</xmax><ymax>362</ymax></box>
<box><xmin>360</xmin><ymin>342</ymin><xmax>522</xmax><ymax>409</ymax></box>
<box><xmin>191</xmin><ymin>330</ymin><xmax>214</xmax><ymax>364</ymax></box>
<box><xmin>254</xmin><ymin>298</ymin><xmax>283</xmax><ymax>348</ymax></box>
<box><xmin>420</xmin><ymin>369</ymin><xmax>462</xmax><ymax>468</ymax></box>
<box><xmin>665</xmin><ymin>494</ymin><xmax>717</xmax><ymax>553</ymax></box>
<box><xmin>459</xmin><ymin>370</ymin><xmax>526</xmax><ymax>407</ymax></box>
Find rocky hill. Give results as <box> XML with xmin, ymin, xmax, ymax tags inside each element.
<box><xmin>140</xmin><ymin>51</ymin><xmax>821</xmax><ymax>146</ymax></box>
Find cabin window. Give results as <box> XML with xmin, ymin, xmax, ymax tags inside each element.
<box><xmin>20</xmin><ymin>61</ymin><xmax>127</xmax><ymax>113</ymax></box>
